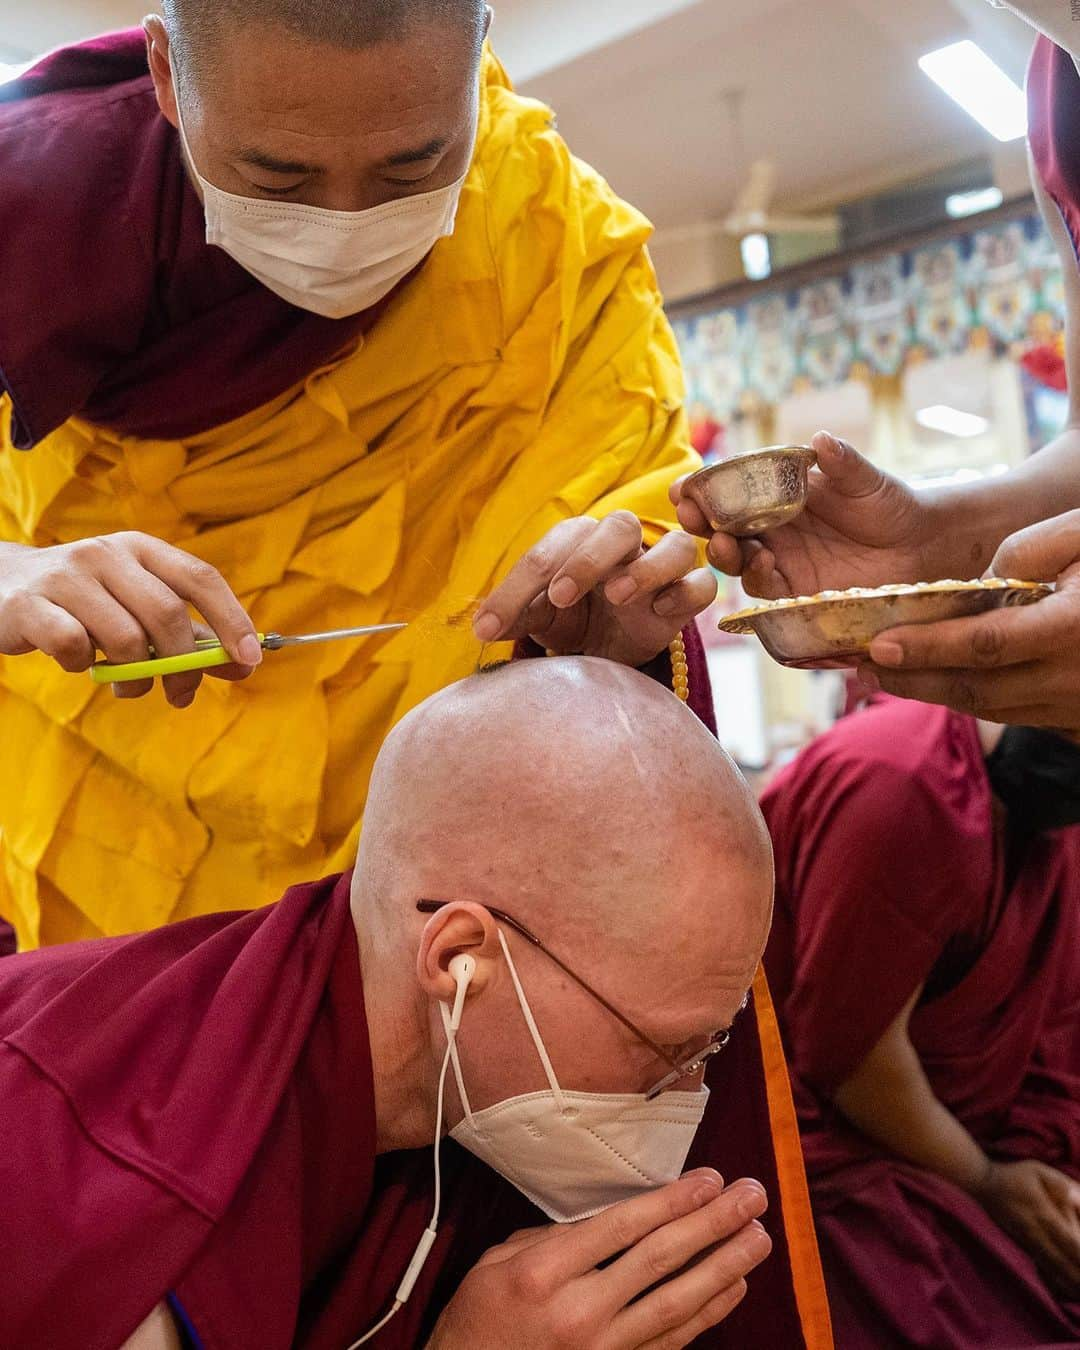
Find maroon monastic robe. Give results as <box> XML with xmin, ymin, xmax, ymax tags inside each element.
<box><xmin>1029</xmin><ymin>35</ymin><xmax>1080</xmax><ymax>270</ymax></box>
<box><xmin>0</xmin><ymin>31</ymin><xmax>393</xmax><ymax>450</ymax></box>
<box><xmin>762</xmin><ymin>699</ymin><xmax>1080</xmax><ymax>1349</ymax></box>
<box><xmin>0</xmin><ymin>635</ymin><xmax>823</xmax><ymax>1349</ymax></box>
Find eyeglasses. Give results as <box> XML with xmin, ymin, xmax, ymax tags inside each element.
<box><xmin>416</xmin><ymin>899</ymin><xmax>733</xmax><ymax>1101</ymax></box>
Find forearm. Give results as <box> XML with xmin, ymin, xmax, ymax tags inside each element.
<box><xmin>834</xmin><ymin>1067</ymin><xmax>989</xmax><ymax>1192</ymax></box>
<box><xmin>918</xmin><ymin>426</ymin><xmax>1080</xmax><ymax>580</ymax></box>
<box><xmin>832</xmin><ymin>1003</ymin><xmax>990</xmax><ymax>1194</ymax></box>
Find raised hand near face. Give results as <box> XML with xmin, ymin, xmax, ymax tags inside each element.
<box><xmin>473</xmin><ymin>513</ymin><xmax>717</xmax><ymax>668</ymax></box>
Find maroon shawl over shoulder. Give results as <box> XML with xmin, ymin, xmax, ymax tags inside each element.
<box><xmin>0</xmin><ymin>30</ymin><xmax>390</xmax><ymax>450</ymax></box>
<box><xmin>762</xmin><ymin>699</ymin><xmax>1080</xmax><ymax>1348</ymax></box>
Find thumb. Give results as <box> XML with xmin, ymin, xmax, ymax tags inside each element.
<box><xmin>810</xmin><ymin>430</ymin><xmax>890</xmax><ymax>499</ymax></box>
<box><xmin>991</xmin><ymin>509</ymin><xmax>1080</xmax><ymax>583</ymax></box>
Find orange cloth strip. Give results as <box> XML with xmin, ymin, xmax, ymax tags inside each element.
<box><xmin>754</xmin><ymin>966</ymin><xmax>835</xmax><ymax>1349</ymax></box>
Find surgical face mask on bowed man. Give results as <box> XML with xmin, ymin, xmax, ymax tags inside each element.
<box><xmin>170</xmin><ymin>53</ymin><xmax>476</xmax><ymax>319</ymax></box>
<box><xmin>988</xmin><ymin>1</ymin><xmax>1080</xmax><ymax>70</ymax></box>
<box><xmin>442</xmin><ymin>929</ymin><xmax>710</xmax><ymax>1225</ymax></box>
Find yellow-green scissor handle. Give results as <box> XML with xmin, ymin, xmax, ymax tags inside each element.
<box><xmin>90</xmin><ymin>636</ymin><xmax>267</xmax><ymax>685</ymax></box>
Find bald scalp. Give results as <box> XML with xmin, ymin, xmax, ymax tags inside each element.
<box><xmin>356</xmin><ymin>657</ymin><xmax>773</xmax><ymax>963</ymax></box>
<box><xmin>164</xmin><ymin>0</ymin><xmax>487</xmax><ymax>77</ymax></box>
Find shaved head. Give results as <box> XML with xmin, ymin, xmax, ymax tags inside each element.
<box><xmin>147</xmin><ymin>0</ymin><xmax>486</xmax><ymax>215</ymax></box>
<box><xmin>362</xmin><ymin>657</ymin><xmax>771</xmax><ymax>946</ymax></box>
<box><xmin>355</xmin><ymin>658</ymin><xmax>775</xmax><ymax>1147</ymax></box>
<box><xmin>364</xmin><ymin>660</ymin><xmax>769</xmax><ymax>1019</ymax></box>
<box><xmin>163</xmin><ymin>0</ymin><xmax>488</xmax><ymax>76</ymax></box>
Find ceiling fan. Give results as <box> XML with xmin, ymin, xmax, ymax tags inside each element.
<box><xmin>654</xmin><ymin>91</ymin><xmax>838</xmax><ymax>277</ymax></box>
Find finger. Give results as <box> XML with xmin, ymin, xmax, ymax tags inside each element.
<box><xmin>1034</xmin><ymin>1178</ymin><xmax>1080</xmax><ymax>1280</ymax></box>
<box><xmin>860</xmin><ymin>662</ymin><xmax>1050</xmax><ymax>718</ymax></box>
<box><xmin>205</xmin><ymin>663</ymin><xmax>258</xmax><ymax>683</ymax></box>
<box><xmin>123</xmin><ymin>535</ymin><xmax>262</xmax><ymax>668</ymax></box>
<box><xmin>740</xmin><ymin>543</ymin><xmax>791</xmax><ymax>600</ymax></box>
<box><xmin>992</xmin><ymin>508</ymin><xmax>1080</xmax><ymax>583</ymax></box>
<box><xmin>1034</xmin><ymin>1216</ymin><xmax>1080</xmax><ymax>1286</ymax></box>
<box><xmin>866</xmin><ymin>590</ymin><xmax>1073</xmax><ymax>673</ymax></box>
<box><xmin>535</xmin><ymin>1171</ymin><xmax>727</xmax><ymax>1285</ymax></box>
<box><xmin>607</xmin><ymin>1215</ymin><xmax>771</xmax><ymax>1346</ymax></box>
<box><xmin>637</xmin><ymin>1278</ymin><xmax>749</xmax><ymax>1350</ymax></box>
<box><xmin>97</xmin><ymin>564</ymin><xmax>202</xmax><ymax>709</ymax></box>
<box><xmin>501</xmin><ymin>1224</ymin><xmax>556</xmax><ymax>1249</ymax></box>
<box><xmin>808</xmin><ymin>430</ymin><xmax>887</xmax><ymax>503</ymax></box>
<box><xmin>473</xmin><ymin>518</ymin><xmax>596</xmax><ymax>641</ymax></box>
<box><xmin>10</xmin><ymin>597</ymin><xmax>96</xmax><ymax>673</ymax></box>
<box><xmin>497</xmin><ymin>592</ymin><xmax>561</xmax><ymax>646</ymax></box>
<box><xmin>604</xmin><ymin>533</ymin><xmax>700</xmax><ymax>607</ymax></box>
<box><xmin>50</xmin><ymin>581</ymin><xmax>156</xmax><ymax>699</ymax></box>
<box><xmin>651</xmin><ymin>569</ymin><xmax>719</xmax><ymax>621</ymax></box>
<box><xmin>670</xmin><ymin>476</ymin><xmax>712</xmax><ymax>540</ymax></box>
<box><xmin>191</xmin><ymin>620</ymin><xmax>258</xmax><ymax>687</ymax></box>
<box><xmin>705</xmin><ymin>531</ymin><xmax>746</xmax><ymax>576</ymax></box>
<box><xmin>546</xmin><ymin>511</ymin><xmax>644</xmax><ymax>609</ymax></box>
<box><xmin>675</xmin><ymin>495</ymin><xmax>712</xmax><ymax>540</ymax></box>
<box><xmin>602</xmin><ymin>1180</ymin><xmax>767</xmax><ymax>1309</ymax></box>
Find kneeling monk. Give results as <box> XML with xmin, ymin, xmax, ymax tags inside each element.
<box><xmin>0</xmin><ymin>0</ymin><xmax>706</xmax><ymax>948</ymax></box>
<box><xmin>1</xmin><ymin>658</ymin><xmax>829</xmax><ymax>1349</ymax></box>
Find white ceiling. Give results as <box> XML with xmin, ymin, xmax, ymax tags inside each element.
<box><xmin>1</xmin><ymin>0</ymin><xmax>1038</xmax><ymax>230</ymax></box>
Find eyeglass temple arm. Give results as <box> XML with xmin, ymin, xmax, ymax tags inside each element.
<box><xmin>415</xmin><ymin>899</ymin><xmax>683</xmax><ymax>1074</ymax></box>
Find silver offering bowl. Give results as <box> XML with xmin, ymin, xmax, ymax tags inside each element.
<box><xmin>683</xmin><ymin>445</ymin><xmax>817</xmax><ymax>537</ymax></box>
<box><xmin>718</xmin><ymin>580</ymin><xmax>1053</xmax><ymax>669</ymax></box>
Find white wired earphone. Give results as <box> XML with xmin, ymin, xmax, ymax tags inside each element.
<box><xmin>345</xmin><ymin>953</ymin><xmax>476</xmax><ymax>1349</ymax></box>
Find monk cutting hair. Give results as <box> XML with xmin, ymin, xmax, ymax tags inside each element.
<box><xmin>0</xmin><ymin>0</ymin><xmax>716</xmax><ymax>948</ymax></box>
<box><xmin>2</xmin><ymin>656</ymin><xmax>795</xmax><ymax>1349</ymax></box>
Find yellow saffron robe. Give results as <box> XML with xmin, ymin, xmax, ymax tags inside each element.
<box><xmin>0</xmin><ymin>52</ymin><xmax>699</xmax><ymax>949</ymax></box>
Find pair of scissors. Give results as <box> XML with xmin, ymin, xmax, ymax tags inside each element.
<box><xmin>90</xmin><ymin>623</ymin><xmax>409</xmax><ymax>685</ymax></box>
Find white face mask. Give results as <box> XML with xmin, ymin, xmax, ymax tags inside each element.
<box><xmin>987</xmin><ymin>0</ymin><xmax>1080</xmax><ymax>67</ymax></box>
<box><xmin>170</xmin><ymin>58</ymin><xmax>474</xmax><ymax>319</ymax></box>
<box><xmin>444</xmin><ymin>931</ymin><xmax>709</xmax><ymax>1224</ymax></box>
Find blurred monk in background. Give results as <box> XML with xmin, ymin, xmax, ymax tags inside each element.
<box><xmin>762</xmin><ymin>695</ymin><xmax>1080</xmax><ymax>1349</ymax></box>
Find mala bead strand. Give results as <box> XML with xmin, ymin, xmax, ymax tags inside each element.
<box><xmin>669</xmin><ymin>633</ymin><xmax>690</xmax><ymax>703</ymax></box>
<box><xmin>545</xmin><ymin>634</ymin><xmax>691</xmax><ymax>704</ymax></box>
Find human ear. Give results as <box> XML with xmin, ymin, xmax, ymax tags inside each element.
<box><xmin>416</xmin><ymin>901</ymin><xmax>501</xmax><ymax>1008</ymax></box>
<box><xmin>143</xmin><ymin>16</ymin><xmax>179</xmax><ymax>129</ymax></box>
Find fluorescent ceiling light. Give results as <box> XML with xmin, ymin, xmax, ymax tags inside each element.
<box><xmin>916</xmin><ymin>404</ymin><xmax>991</xmax><ymax>438</ymax></box>
<box><xmin>740</xmin><ymin>232</ymin><xmax>771</xmax><ymax>282</ymax></box>
<box><xmin>919</xmin><ymin>40</ymin><xmax>1027</xmax><ymax>142</ymax></box>
<box><xmin>946</xmin><ymin>185</ymin><xmax>1004</xmax><ymax>218</ymax></box>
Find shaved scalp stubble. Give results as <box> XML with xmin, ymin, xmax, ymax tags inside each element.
<box><xmin>163</xmin><ymin>0</ymin><xmax>488</xmax><ymax>77</ymax></box>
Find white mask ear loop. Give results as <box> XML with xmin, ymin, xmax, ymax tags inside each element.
<box><xmin>442</xmin><ymin>928</ymin><xmax>567</xmax><ymax>1133</ymax></box>
<box><xmin>495</xmin><ymin>928</ymin><xmax>568</xmax><ymax>1111</ymax></box>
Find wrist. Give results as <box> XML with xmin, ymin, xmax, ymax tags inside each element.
<box><xmin>916</xmin><ymin>484</ymin><xmax>1013</xmax><ymax>581</ymax></box>
<box><xmin>966</xmin><ymin>1154</ymin><xmax>997</xmax><ymax>1200</ymax></box>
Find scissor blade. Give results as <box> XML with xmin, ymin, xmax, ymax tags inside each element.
<box><xmin>269</xmin><ymin>622</ymin><xmax>408</xmax><ymax>650</ymax></box>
